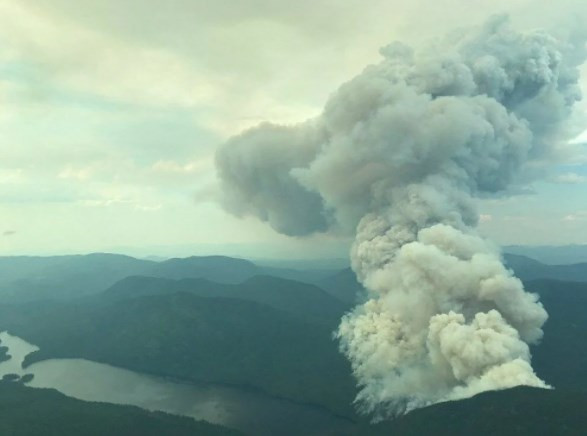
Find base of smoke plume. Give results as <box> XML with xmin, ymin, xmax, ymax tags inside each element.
<box><xmin>336</xmin><ymin>223</ymin><xmax>549</xmax><ymax>419</ymax></box>
<box><xmin>359</xmin><ymin>383</ymin><xmax>554</xmax><ymax>423</ymax></box>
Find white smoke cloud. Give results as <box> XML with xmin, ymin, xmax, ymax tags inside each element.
<box><xmin>215</xmin><ymin>16</ymin><xmax>586</xmax><ymax>418</ymax></box>
<box><xmin>339</xmin><ymin>223</ymin><xmax>549</xmax><ymax>417</ymax></box>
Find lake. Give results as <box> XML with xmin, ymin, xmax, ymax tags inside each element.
<box><xmin>0</xmin><ymin>331</ymin><xmax>354</xmax><ymax>435</ymax></box>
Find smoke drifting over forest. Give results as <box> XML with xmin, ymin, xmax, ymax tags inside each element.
<box><xmin>216</xmin><ymin>16</ymin><xmax>586</xmax><ymax>418</ymax></box>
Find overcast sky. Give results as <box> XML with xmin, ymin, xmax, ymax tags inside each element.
<box><xmin>1</xmin><ymin>0</ymin><xmax>586</xmax><ymax>257</ymax></box>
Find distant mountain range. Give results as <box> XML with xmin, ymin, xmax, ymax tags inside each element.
<box><xmin>505</xmin><ymin>245</ymin><xmax>587</xmax><ymax>265</ymax></box>
<box><xmin>503</xmin><ymin>254</ymin><xmax>587</xmax><ymax>283</ymax></box>
<box><xmin>1</xmin><ymin>251</ymin><xmax>585</xmax><ymax>305</ymax></box>
<box><xmin>0</xmin><ymin>254</ymin><xmax>342</xmax><ymax>303</ymax></box>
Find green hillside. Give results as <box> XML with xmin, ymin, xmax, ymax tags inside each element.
<box><xmin>0</xmin><ymin>381</ymin><xmax>241</xmax><ymax>436</ymax></box>
<box><xmin>359</xmin><ymin>387</ymin><xmax>587</xmax><ymax>436</ymax></box>
<box><xmin>102</xmin><ymin>274</ymin><xmax>350</xmax><ymax>325</ymax></box>
<box><xmin>0</xmin><ymin>292</ymin><xmax>357</xmax><ymax>418</ymax></box>
<box><xmin>526</xmin><ymin>279</ymin><xmax>587</xmax><ymax>392</ymax></box>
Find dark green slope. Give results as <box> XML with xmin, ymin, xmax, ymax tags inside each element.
<box><xmin>526</xmin><ymin>279</ymin><xmax>587</xmax><ymax>392</ymax></box>
<box><xmin>103</xmin><ymin>274</ymin><xmax>350</xmax><ymax>325</ymax></box>
<box><xmin>0</xmin><ymin>292</ymin><xmax>357</xmax><ymax>418</ymax></box>
<box><xmin>0</xmin><ymin>382</ymin><xmax>241</xmax><ymax>436</ymax></box>
<box><xmin>358</xmin><ymin>387</ymin><xmax>587</xmax><ymax>436</ymax></box>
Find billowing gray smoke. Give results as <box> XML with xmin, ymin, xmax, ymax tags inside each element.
<box><xmin>215</xmin><ymin>16</ymin><xmax>586</xmax><ymax>418</ymax></box>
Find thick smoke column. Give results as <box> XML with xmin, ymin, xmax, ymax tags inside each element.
<box><xmin>216</xmin><ymin>16</ymin><xmax>586</xmax><ymax>417</ymax></box>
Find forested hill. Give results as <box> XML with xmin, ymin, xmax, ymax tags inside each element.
<box><xmin>358</xmin><ymin>387</ymin><xmax>587</xmax><ymax>436</ymax></box>
<box><xmin>0</xmin><ymin>381</ymin><xmax>242</xmax><ymax>436</ymax></box>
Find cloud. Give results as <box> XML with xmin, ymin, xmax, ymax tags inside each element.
<box><xmin>217</xmin><ymin>15</ymin><xmax>585</xmax><ymax>236</ymax></box>
<box><xmin>79</xmin><ymin>197</ymin><xmax>162</xmax><ymax>212</ymax></box>
<box><xmin>0</xmin><ymin>3</ymin><xmax>218</xmax><ymax>109</ymax></box>
<box><xmin>0</xmin><ymin>0</ymin><xmax>586</xmax><ymax>257</ymax></box>
<box><xmin>3</xmin><ymin>0</ymin><xmax>586</xmax><ymax>137</ymax></box>
<box><xmin>0</xmin><ymin>168</ymin><xmax>24</xmax><ymax>183</ymax></box>
<box><xmin>551</xmin><ymin>172</ymin><xmax>587</xmax><ymax>184</ymax></box>
<box><xmin>151</xmin><ymin>158</ymin><xmax>214</xmax><ymax>176</ymax></box>
<box><xmin>58</xmin><ymin>166</ymin><xmax>93</xmax><ymax>181</ymax></box>
<box><xmin>563</xmin><ymin>211</ymin><xmax>587</xmax><ymax>221</ymax></box>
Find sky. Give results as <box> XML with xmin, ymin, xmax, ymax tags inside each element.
<box><xmin>0</xmin><ymin>0</ymin><xmax>586</xmax><ymax>257</ymax></box>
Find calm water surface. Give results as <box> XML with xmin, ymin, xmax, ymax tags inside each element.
<box><xmin>0</xmin><ymin>331</ymin><xmax>353</xmax><ymax>436</ymax></box>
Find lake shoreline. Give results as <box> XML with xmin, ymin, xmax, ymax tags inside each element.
<box><xmin>0</xmin><ymin>331</ymin><xmax>357</xmax><ymax>436</ymax></box>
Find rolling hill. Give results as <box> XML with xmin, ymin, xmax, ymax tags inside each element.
<box><xmin>0</xmin><ymin>291</ymin><xmax>357</xmax><ymax>419</ymax></box>
<box><xmin>0</xmin><ymin>253</ymin><xmax>341</xmax><ymax>303</ymax></box>
<box><xmin>358</xmin><ymin>387</ymin><xmax>587</xmax><ymax>436</ymax></box>
<box><xmin>102</xmin><ymin>274</ymin><xmax>350</xmax><ymax>325</ymax></box>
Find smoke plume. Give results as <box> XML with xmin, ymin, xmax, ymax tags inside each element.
<box><xmin>215</xmin><ymin>16</ymin><xmax>586</xmax><ymax>418</ymax></box>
